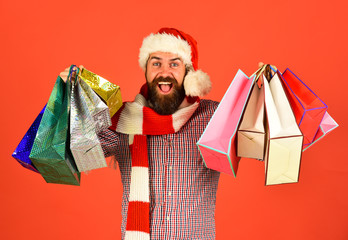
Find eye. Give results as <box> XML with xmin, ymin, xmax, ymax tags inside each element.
<box><xmin>170</xmin><ymin>62</ymin><xmax>179</xmax><ymax>67</ymax></box>
<box><xmin>153</xmin><ymin>62</ymin><xmax>160</xmax><ymax>67</ymax></box>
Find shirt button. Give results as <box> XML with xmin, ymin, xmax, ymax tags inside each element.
<box><xmin>169</xmin><ymin>166</ymin><xmax>172</xmax><ymax>170</ymax></box>
<box><xmin>168</xmin><ymin>191</ymin><xmax>172</xmax><ymax>196</ymax></box>
<box><xmin>167</xmin><ymin>216</ymin><xmax>170</xmax><ymax>221</ymax></box>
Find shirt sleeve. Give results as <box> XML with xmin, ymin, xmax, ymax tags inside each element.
<box><xmin>97</xmin><ymin>128</ymin><xmax>120</xmax><ymax>158</ymax></box>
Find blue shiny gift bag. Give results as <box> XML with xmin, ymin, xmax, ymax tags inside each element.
<box><xmin>12</xmin><ymin>106</ymin><xmax>46</xmax><ymax>173</ymax></box>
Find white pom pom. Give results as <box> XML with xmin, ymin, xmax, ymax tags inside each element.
<box><xmin>183</xmin><ymin>70</ymin><xmax>212</xmax><ymax>97</ymax></box>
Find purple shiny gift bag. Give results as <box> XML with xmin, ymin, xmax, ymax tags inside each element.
<box><xmin>12</xmin><ymin>106</ymin><xmax>46</xmax><ymax>173</ymax></box>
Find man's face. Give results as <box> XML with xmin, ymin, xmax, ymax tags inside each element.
<box><xmin>145</xmin><ymin>51</ymin><xmax>186</xmax><ymax>115</ymax></box>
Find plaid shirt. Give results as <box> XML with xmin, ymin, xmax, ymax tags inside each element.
<box><xmin>98</xmin><ymin>99</ymin><xmax>220</xmax><ymax>240</ymax></box>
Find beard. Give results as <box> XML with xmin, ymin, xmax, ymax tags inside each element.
<box><xmin>147</xmin><ymin>76</ymin><xmax>186</xmax><ymax>115</ymax></box>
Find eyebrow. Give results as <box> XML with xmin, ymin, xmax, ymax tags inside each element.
<box><xmin>170</xmin><ymin>57</ymin><xmax>182</xmax><ymax>62</ymax></box>
<box><xmin>149</xmin><ymin>56</ymin><xmax>182</xmax><ymax>61</ymax></box>
<box><xmin>149</xmin><ymin>56</ymin><xmax>161</xmax><ymax>61</ymax></box>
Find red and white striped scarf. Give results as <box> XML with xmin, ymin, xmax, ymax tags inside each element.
<box><xmin>110</xmin><ymin>86</ymin><xmax>199</xmax><ymax>240</ymax></box>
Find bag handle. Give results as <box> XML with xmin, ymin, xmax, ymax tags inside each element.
<box><xmin>67</xmin><ymin>65</ymin><xmax>80</xmax><ymax>84</ymax></box>
<box><xmin>251</xmin><ymin>64</ymin><xmax>278</xmax><ymax>88</ymax></box>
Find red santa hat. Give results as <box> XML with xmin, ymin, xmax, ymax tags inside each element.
<box><xmin>138</xmin><ymin>27</ymin><xmax>212</xmax><ymax>97</ymax></box>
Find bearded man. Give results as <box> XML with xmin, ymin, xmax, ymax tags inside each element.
<box><xmin>62</xmin><ymin>28</ymin><xmax>220</xmax><ymax>240</ymax></box>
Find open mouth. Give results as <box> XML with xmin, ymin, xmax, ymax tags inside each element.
<box><xmin>157</xmin><ymin>82</ymin><xmax>173</xmax><ymax>94</ymax></box>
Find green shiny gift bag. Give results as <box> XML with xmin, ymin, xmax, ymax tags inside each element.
<box><xmin>30</xmin><ymin>66</ymin><xmax>80</xmax><ymax>185</ymax></box>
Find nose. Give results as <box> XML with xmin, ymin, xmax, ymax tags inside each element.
<box><xmin>158</xmin><ymin>64</ymin><xmax>173</xmax><ymax>78</ymax></box>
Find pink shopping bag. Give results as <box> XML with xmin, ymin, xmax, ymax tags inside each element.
<box><xmin>303</xmin><ymin>112</ymin><xmax>338</xmax><ymax>151</ymax></box>
<box><xmin>197</xmin><ymin>70</ymin><xmax>255</xmax><ymax>176</ymax></box>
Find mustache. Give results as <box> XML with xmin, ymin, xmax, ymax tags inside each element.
<box><xmin>152</xmin><ymin>76</ymin><xmax>177</xmax><ymax>85</ymax></box>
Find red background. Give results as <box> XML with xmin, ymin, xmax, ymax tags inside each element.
<box><xmin>1</xmin><ymin>0</ymin><xmax>347</xmax><ymax>239</ymax></box>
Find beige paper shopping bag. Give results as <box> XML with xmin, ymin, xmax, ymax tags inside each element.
<box><xmin>263</xmin><ymin>73</ymin><xmax>303</xmax><ymax>185</ymax></box>
<box><xmin>237</xmin><ymin>83</ymin><xmax>265</xmax><ymax>160</ymax></box>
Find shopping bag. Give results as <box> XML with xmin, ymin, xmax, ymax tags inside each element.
<box><xmin>79</xmin><ymin>77</ymin><xmax>112</xmax><ymax>133</ymax></box>
<box><xmin>70</xmin><ymin>74</ymin><xmax>111</xmax><ymax>172</ymax></box>
<box><xmin>237</xmin><ymin>83</ymin><xmax>265</xmax><ymax>160</ymax></box>
<box><xmin>263</xmin><ymin>72</ymin><xmax>303</xmax><ymax>185</ymax></box>
<box><xmin>197</xmin><ymin>70</ymin><xmax>255</xmax><ymax>176</ymax></box>
<box><xmin>303</xmin><ymin>112</ymin><xmax>338</xmax><ymax>151</ymax></box>
<box><xmin>29</xmin><ymin>66</ymin><xmax>80</xmax><ymax>185</ymax></box>
<box><xmin>281</xmin><ymin>68</ymin><xmax>327</xmax><ymax>146</ymax></box>
<box><xmin>79</xmin><ymin>68</ymin><xmax>122</xmax><ymax>117</ymax></box>
<box><xmin>12</xmin><ymin>106</ymin><xmax>46</xmax><ymax>173</ymax></box>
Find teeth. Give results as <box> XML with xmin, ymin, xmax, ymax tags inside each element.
<box><xmin>158</xmin><ymin>82</ymin><xmax>171</xmax><ymax>85</ymax></box>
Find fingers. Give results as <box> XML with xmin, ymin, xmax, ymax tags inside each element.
<box><xmin>258</xmin><ymin>62</ymin><xmax>265</xmax><ymax>68</ymax></box>
<box><xmin>59</xmin><ymin>67</ymin><xmax>70</xmax><ymax>82</ymax></box>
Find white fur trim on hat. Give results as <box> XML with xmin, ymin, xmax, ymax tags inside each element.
<box><xmin>139</xmin><ymin>33</ymin><xmax>192</xmax><ymax>71</ymax></box>
<box><xmin>184</xmin><ymin>70</ymin><xmax>211</xmax><ymax>97</ymax></box>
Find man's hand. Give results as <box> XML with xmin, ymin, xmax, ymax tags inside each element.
<box><xmin>258</xmin><ymin>62</ymin><xmax>264</xmax><ymax>68</ymax></box>
<box><xmin>59</xmin><ymin>65</ymin><xmax>84</xmax><ymax>83</ymax></box>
